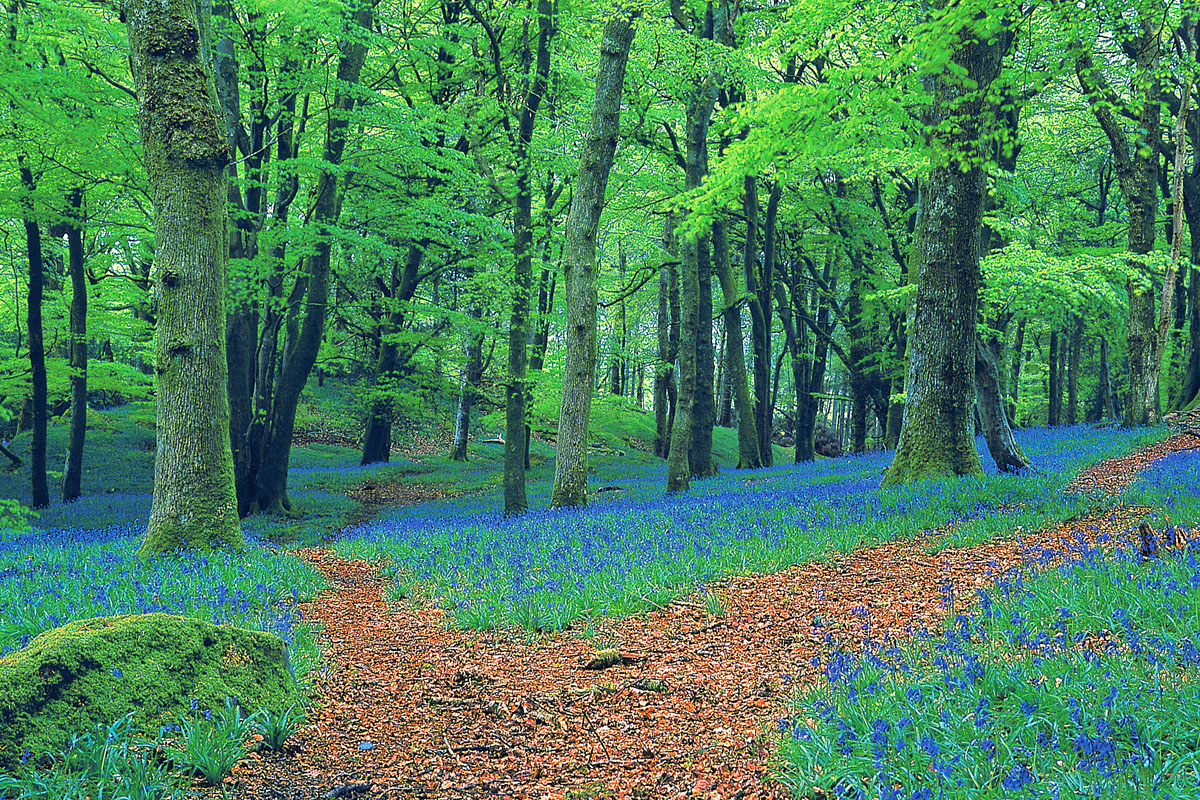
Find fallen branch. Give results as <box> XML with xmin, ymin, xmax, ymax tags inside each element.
<box><xmin>321</xmin><ymin>784</ymin><xmax>371</xmax><ymax>800</ymax></box>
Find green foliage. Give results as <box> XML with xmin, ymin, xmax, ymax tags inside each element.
<box><xmin>251</xmin><ymin>703</ymin><xmax>306</xmax><ymax>752</ymax></box>
<box><xmin>166</xmin><ymin>698</ymin><xmax>254</xmax><ymax>786</ymax></box>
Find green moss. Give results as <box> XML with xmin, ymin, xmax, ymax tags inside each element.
<box><xmin>883</xmin><ymin>428</ymin><xmax>983</xmax><ymax>486</ymax></box>
<box><xmin>0</xmin><ymin>613</ymin><xmax>297</xmax><ymax>773</ymax></box>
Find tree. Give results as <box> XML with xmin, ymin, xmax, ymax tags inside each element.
<box><xmin>1071</xmin><ymin>7</ymin><xmax>1162</xmax><ymax>425</ymax></box>
<box><xmin>551</xmin><ymin>2</ymin><xmax>640</xmax><ymax>508</ymax></box>
<box><xmin>62</xmin><ymin>187</ymin><xmax>87</xmax><ymax>502</ymax></box>
<box><xmin>252</xmin><ymin>0</ymin><xmax>374</xmax><ymax>513</ymax></box>
<box><xmin>884</xmin><ymin>9</ymin><xmax>1011</xmax><ymax>485</ymax></box>
<box><xmin>125</xmin><ymin>0</ymin><xmax>242</xmax><ymax>554</ymax></box>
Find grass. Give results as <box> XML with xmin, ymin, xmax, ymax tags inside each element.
<box><xmin>336</xmin><ymin>423</ymin><xmax>1167</xmax><ymax>632</ymax></box>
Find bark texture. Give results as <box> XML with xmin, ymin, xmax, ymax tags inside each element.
<box><xmin>884</xmin><ymin>18</ymin><xmax>1009</xmax><ymax>485</ymax></box>
<box><xmin>126</xmin><ymin>0</ymin><xmax>242</xmax><ymax>554</ymax></box>
<box><xmin>550</xmin><ymin>4</ymin><xmax>639</xmax><ymax>508</ymax></box>
<box><xmin>361</xmin><ymin>246</ymin><xmax>424</xmax><ymax>465</ymax></box>
<box><xmin>499</xmin><ymin>0</ymin><xmax>554</xmax><ymax>515</ymax></box>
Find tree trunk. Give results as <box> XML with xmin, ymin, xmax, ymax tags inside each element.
<box><xmin>976</xmin><ymin>337</ymin><xmax>1029</xmax><ymax>471</ymax></box>
<box><xmin>126</xmin><ymin>0</ymin><xmax>242</xmax><ymax>553</ymax></box>
<box><xmin>1008</xmin><ymin>317</ymin><xmax>1024</xmax><ymax>422</ymax></box>
<box><xmin>19</xmin><ymin>166</ymin><xmax>48</xmax><ymax>510</ymax></box>
<box><xmin>884</xmin><ymin>18</ymin><xmax>1008</xmax><ymax>485</ymax></box>
<box><xmin>550</xmin><ymin>4</ymin><xmax>638</xmax><ymax>508</ymax></box>
<box><xmin>1047</xmin><ymin>330</ymin><xmax>1060</xmax><ymax>425</ymax></box>
<box><xmin>496</xmin><ymin>0</ymin><xmax>554</xmax><ymax>515</ymax></box>
<box><xmin>689</xmin><ymin>237</ymin><xmax>715</xmax><ymax>476</ymax></box>
<box><xmin>63</xmin><ymin>187</ymin><xmax>87</xmax><ymax>503</ymax></box>
<box><xmin>453</xmin><ymin>321</ymin><xmax>485</xmax><ymax>461</ymax></box>
<box><xmin>742</xmin><ymin>176</ymin><xmax>768</xmax><ymax>466</ymax></box>
<box><xmin>362</xmin><ymin>246</ymin><xmax>424</xmax><ymax>465</ymax></box>
<box><xmin>654</xmin><ymin>261</ymin><xmax>672</xmax><ymax>457</ymax></box>
<box><xmin>713</xmin><ymin>218</ymin><xmax>760</xmax><ymax>467</ymax></box>
<box><xmin>1075</xmin><ymin>24</ymin><xmax>1161</xmax><ymax>425</ymax></box>
<box><xmin>796</xmin><ymin>261</ymin><xmax>836</xmax><ymax>461</ymax></box>
<box><xmin>1067</xmin><ymin>318</ymin><xmax>1082</xmax><ymax>424</ymax></box>
<box><xmin>1094</xmin><ymin>335</ymin><xmax>1118</xmax><ymax>419</ymax></box>
<box><xmin>756</xmin><ymin>183</ymin><xmax>780</xmax><ymax>464</ymax></box>
<box><xmin>256</xmin><ymin>1</ymin><xmax>372</xmax><ymax>514</ymax></box>
<box><xmin>667</xmin><ymin>80</ymin><xmax>717</xmax><ymax>492</ymax></box>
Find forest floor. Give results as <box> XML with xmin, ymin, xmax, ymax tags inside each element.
<box><xmin>231</xmin><ymin>434</ymin><xmax>1200</xmax><ymax>800</ymax></box>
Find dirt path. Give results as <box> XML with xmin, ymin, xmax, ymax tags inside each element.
<box><xmin>233</xmin><ymin>434</ymin><xmax>1200</xmax><ymax>800</ymax></box>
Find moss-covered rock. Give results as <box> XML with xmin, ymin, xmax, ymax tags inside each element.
<box><xmin>0</xmin><ymin>612</ymin><xmax>297</xmax><ymax>773</ymax></box>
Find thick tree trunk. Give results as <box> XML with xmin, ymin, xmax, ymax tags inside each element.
<box><xmin>62</xmin><ymin>188</ymin><xmax>87</xmax><ymax>503</ymax></box>
<box><xmin>713</xmin><ymin>218</ymin><xmax>760</xmax><ymax>468</ymax></box>
<box><xmin>976</xmin><ymin>338</ymin><xmax>1029</xmax><ymax>472</ymax></box>
<box><xmin>884</xmin><ymin>20</ymin><xmax>1008</xmax><ymax>485</ymax></box>
<box><xmin>1176</xmin><ymin>176</ymin><xmax>1200</xmax><ymax>409</ymax></box>
<box><xmin>126</xmin><ymin>0</ymin><xmax>242</xmax><ymax>553</ymax></box>
<box><xmin>256</xmin><ymin>2</ymin><xmax>372</xmax><ymax>514</ymax></box>
<box><xmin>550</xmin><ymin>4</ymin><xmax>638</xmax><ymax>508</ymax></box>
<box><xmin>19</xmin><ymin>167</ymin><xmax>48</xmax><ymax>510</ymax></box>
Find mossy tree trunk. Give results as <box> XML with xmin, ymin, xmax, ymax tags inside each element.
<box><xmin>126</xmin><ymin>0</ymin><xmax>242</xmax><ymax>554</ymax></box>
<box><xmin>551</xmin><ymin>3</ymin><xmax>639</xmax><ymax>508</ymax></box>
<box><xmin>63</xmin><ymin>187</ymin><xmax>87</xmax><ymax>503</ymax></box>
<box><xmin>883</xmin><ymin>16</ymin><xmax>1009</xmax><ymax>486</ymax></box>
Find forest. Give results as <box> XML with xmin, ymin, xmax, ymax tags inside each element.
<box><xmin>2</xmin><ymin>0</ymin><xmax>1200</xmax><ymax>796</ymax></box>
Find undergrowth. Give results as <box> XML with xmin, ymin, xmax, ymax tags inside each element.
<box><xmin>777</xmin><ymin>516</ymin><xmax>1200</xmax><ymax>800</ymax></box>
<box><xmin>337</xmin><ymin>424</ymin><xmax>1167</xmax><ymax>632</ymax></box>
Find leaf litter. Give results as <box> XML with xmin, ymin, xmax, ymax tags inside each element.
<box><xmin>228</xmin><ymin>433</ymin><xmax>1200</xmax><ymax>800</ymax></box>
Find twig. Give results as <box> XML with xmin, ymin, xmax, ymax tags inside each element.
<box><xmin>320</xmin><ymin>784</ymin><xmax>371</xmax><ymax>800</ymax></box>
<box><xmin>578</xmin><ymin>704</ymin><xmax>612</xmax><ymax>762</ymax></box>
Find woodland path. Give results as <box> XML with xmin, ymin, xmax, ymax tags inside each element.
<box><xmin>232</xmin><ymin>434</ymin><xmax>1200</xmax><ymax>800</ymax></box>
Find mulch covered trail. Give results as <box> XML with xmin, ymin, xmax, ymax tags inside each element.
<box><xmin>234</xmin><ymin>433</ymin><xmax>1200</xmax><ymax>800</ymax></box>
